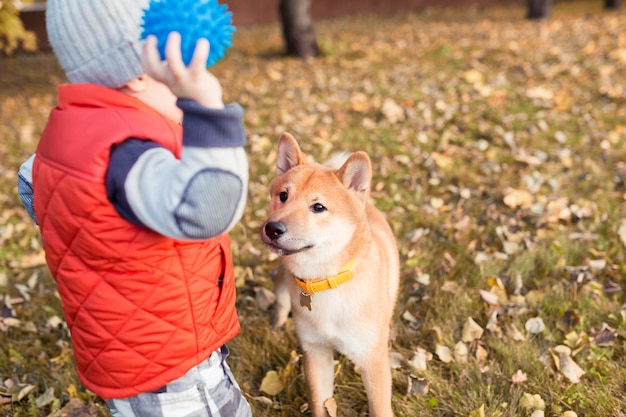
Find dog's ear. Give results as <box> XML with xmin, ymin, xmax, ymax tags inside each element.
<box><xmin>336</xmin><ymin>152</ymin><xmax>372</xmax><ymax>201</ymax></box>
<box><xmin>276</xmin><ymin>132</ymin><xmax>306</xmax><ymax>175</ymax></box>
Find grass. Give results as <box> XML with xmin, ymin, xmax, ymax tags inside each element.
<box><xmin>1</xmin><ymin>1</ymin><xmax>626</xmax><ymax>416</ymax></box>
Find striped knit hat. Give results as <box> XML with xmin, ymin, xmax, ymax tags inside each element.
<box><xmin>46</xmin><ymin>0</ymin><xmax>149</xmax><ymax>88</ymax></box>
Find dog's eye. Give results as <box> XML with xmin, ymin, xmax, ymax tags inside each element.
<box><xmin>279</xmin><ymin>191</ymin><xmax>288</xmax><ymax>202</ymax></box>
<box><xmin>311</xmin><ymin>203</ymin><xmax>326</xmax><ymax>213</ymax></box>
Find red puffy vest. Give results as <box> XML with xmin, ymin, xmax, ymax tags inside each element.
<box><xmin>33</xmin><ymin>84</ymin><xmax>240</xmax><ymax>399</ymax></box>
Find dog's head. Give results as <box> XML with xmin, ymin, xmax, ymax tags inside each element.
<box><xmin>261</xmin><ymin>132</ymin><xmax>372</xmax><ymax>262</ymax></box>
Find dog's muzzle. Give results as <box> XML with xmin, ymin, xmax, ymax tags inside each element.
<box><xmin>261</xmin><ymin>221</ymin><xmax>313</xmax><ymax>255</ymax></box>
<box><xmin>264</xmin><ymin>221</ymin><xmax>287</xmax><ymax>240</ymax></box>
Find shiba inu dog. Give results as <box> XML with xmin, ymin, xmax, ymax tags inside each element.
<box><xmin>261</xmin><ymin>132</ymin><xmax>400</xmax><ymax>417</ymax></box>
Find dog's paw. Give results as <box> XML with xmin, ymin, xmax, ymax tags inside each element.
<box><xmin>271</xmin><ymin>308</ymin><xmax>289</xmax><ymax>328</ymax></box>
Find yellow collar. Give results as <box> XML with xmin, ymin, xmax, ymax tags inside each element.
<box><xmin>293</xmin><ymin>260</ymin><xmax>356</xmax><ymax>295</ymax></box>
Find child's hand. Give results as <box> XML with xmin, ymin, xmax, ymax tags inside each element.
<box><xmin>142</xmin><ymin>32</ymin><xmax>224</xmax><ymax>109</ymax></box>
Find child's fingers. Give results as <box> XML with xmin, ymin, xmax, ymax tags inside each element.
<box><xmin>189</xmin><ymin>38</ymin><xmax>210</xmax><ymax>72</ymax></box>
<box><xmin>165</xmin><ymin>32</ymin><xmax>186</xmax><ymax>79</ymax></box>
<box><xmin>141</xmin><ymin>35</ymin><xmax>165</xmax><ymax>77</ymax></box>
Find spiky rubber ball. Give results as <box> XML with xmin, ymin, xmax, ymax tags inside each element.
<box><xmin>141</xmin><ymin>0</ymin><xmax>235</xmax><ymax>68</ymax></box>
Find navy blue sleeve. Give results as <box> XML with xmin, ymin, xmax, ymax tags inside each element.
<box><xmin>106</xmin><ymin>139</ymin><xmax>161</xmax><ymax>226</ymax></box>
<box><xmin>177</xmin><ymin>100</ymin><xmax>246</xmax><ymax>147</ymax></box>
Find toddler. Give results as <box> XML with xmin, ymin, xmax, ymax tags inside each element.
<box><xmin>17</xmin><ymin>0</ymin><xmax>252</xmax><ymax>416</ymax></box>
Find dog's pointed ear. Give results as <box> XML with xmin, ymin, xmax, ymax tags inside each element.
<box><xmin>276</xmin><ymin>132</ymin><xmax>306</xmax><ymax>175</ymax></box>
<box><xmin>336</xmin><ymin>152</ymin><xmax>372</xmax><ymax>201</ymax></box>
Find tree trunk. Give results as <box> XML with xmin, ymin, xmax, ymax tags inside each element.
<box><xmin>279</xmin><ymin>0</ymin><xmax>319</xmax><ymax>58</ymax></box>
<box><xmin>526</xmin><ymin>0</ymin><xmax>553</xmax><ymax>19</ymax></box>
<box><xmin>604</xmin><ymin>0</ymin><xmax>622</xmax><ymax>9</ymax></box>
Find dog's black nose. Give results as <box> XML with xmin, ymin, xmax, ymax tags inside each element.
<box><xmin>264</xmin><ymin>221</ymin><xmax>287</xmax><ymax>239</ymax></box>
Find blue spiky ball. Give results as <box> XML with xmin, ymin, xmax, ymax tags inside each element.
<box><xmin>140</xmin><ymin>0</ymin><xmax>235</xmax><ymax>68</ymax></box>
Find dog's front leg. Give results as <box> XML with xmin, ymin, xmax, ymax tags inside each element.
<box><xmin>272</xmin><ymin>263</ymin><xmax>292</xmax><ymax>327</ymax></box>
<box><xmin>302</xmin><ymin>342</ymin><xmax>335</xmax><ymax>417</ymax></box>
<box><xmin>359</xmin><ymin>346</ymin><xmax>393</xmax><ymax>417</ymax></box>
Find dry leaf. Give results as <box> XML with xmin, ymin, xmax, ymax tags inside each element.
<box><xmin>593</xmin><ymin>323</ymin><xmax>617</xmax><ymax>347</ymax></box>
<box><xmin>474</xmin><ymin>252</ymin><xmax>491</xmax><ymax>265</ymax></box>
<box><xmin>485</xmin><ymin>310</ymin><xmax>502</xmax><ymax>337</ymax></box>
<box><xmin>431</xmin><ymin>326</ymin><xmax>444</xmax><ymax>343</ymax></box>
<box><xmin>402</xmin><ymin>310</ymin><xmax>418</xmax><ymax>323</ymax></box>
<box><xmin>469</xmin><ymin>404</ymin><xmax>485</xmax><ymax>417</ymax></box>
<box><xmin>502</xmin><ymin>240</ymin><xmax>521</xmax><ymax>255</ymax></box>
<box><xmin>525</xmin><ymin>317</ymin><xmax>546</xmax><ymax>335</ymax></box>
<box><xmin>390</xmin><ymin>352</ymin><xmax>404</xmax><ymax>369</ymax></box>
<box><xmin>462</xmin><ymin>317</ymin><xmax>484</xmax><ymax>343</ymax></box>
<box><xmin>19</xmin><ymin>251</ymin><xmax>46</xmax><ymax>268</ymax></box>
<box><xmin>453</xmin><ymin>341</ymin><xmax>468</xmax><ymax>363</ymax></box>
<box><xmin>407</xmin><ymin>375</ymin><xmax>429</xmax><ymax>396</ymax></box>
<box><xmin>66</xmin><ymin>383</ymin><xmax>79</xmax><ymax>398</ymax></box>
<box><xmin>266</xmin><ymin>67</ymin><xmax>283</xmax><ymax>81</ymax></box>
<box><xmin>10</xmin><ymin>383</ymin><xmax>36</xmax><ymax>402</ymax></box>
<box><xmin>520</xmin><ymin>392</ymin><xmax>545</xmax><ymax>411</ymax></box>
<box><xmin>503</xmin><ymin>188</ymin><xmax>533</xmax><ymax>209</ymax></box>
<box><xmin>511</xmin><ymin>369</ymin><xmax>528</xmax><ymax>384</ymax></box>
<box><xmin>565</xmin><ymin>265</ymin><xmax>593</xmax><ymax>283</ymax></box>
<box><xmin>514</xmin><ymin>149</ymin><xmax>544</xmax><ymax>166</ymax></box>
<box><xmin>430</xmin><ymin>152</ymin><xmax>454</xmax><ymax>170</ymax></box>
<box><xmin>464</xmin><ymin>69</ymin><xmax>484</xmax><ymax>84</ymax></box>
<box><xmin>60</xmin><ymin>397</ymin><xmax>97</xmax><ymax>417</ymax></box>
<box><xmin>618</xmin><ymin>220</ymin><xmax>626</xmax><ymax>247</ymax></box>
<box><xmin>34</xmin><ymin>387</ymin><xmax>56</xmax><ymax>408</ymax></box>
<box><xmin>13</xmin><ymin>284</ymin><xmax>31</xmax><ymax>302</ymax></box>
<box><xmin>440</xmin><ymin>280</ymin><xmax>459</xmax><ymax>293</ymax></box>
<box><xmin>479</xmin><ymin>289</ymin><xmax>499</xmax><ymax>306</ymax></box>
<box><xmin>526</xmin><ymin>86</ymin><xmax>554</xmax><ymax>100</ymax></box>
<box><xmin>405</xmin><ymin>228</ymin><xmax>430</xmax><ymax>243</ymax></box>
<box><xmin>486</xmin><ymin>274</ymin><xmax>507</xmax><ymax>291</ymax></box>
<box><xmin>260</xmin><ymin>370</ymin><xmax>284</xmax><ymax>396</ymax></box>
<box><xmin>381</xmin><ymin>98</ymin><xmax>405</xmax><ymax>123</ymax></box>
<box><xmin>350</xmin><ymin>93</ymin><xmax>371</xmax><ymax>113</ymax></box>
<box><xmin>26</xmin><ymin>272</ymin><xmax>38</xmax><ymax>290</ymax></box>
<box><xmin>430</xmin><ymin>197</ymin><xmax>444</xmax><ymax>210</ymax></box>
<box><xmin>1</xmin><ymin>317</ymin><xmax>21</xmax><ymax>328</ymax></box>
<box><xmin>324</xmin><ymin>397</ymin><xmax>338</xmax><ymax>417</ymax></box>
<box><xmin>563</xmin><ymin>331</ymin><xmax>586</xmax><ymax>350</ymax></box>
<box><xmin>410</xmin><ymin>347</ymin><xmax>432</xmax><ymax>372</ymax></box>
<box><xmin>435</xmin><ymin>344</ymin><xmax>453</xmax><ymax>363</ymax></box>
<box><xmin>280</xmin><ymin>350</ymin><xmax>301</xmax><ymax>383</ymax></box>
<box><xmin>46</xmin><ymin>315</ymin><xmax>64</xmax><ymax>329</ymax></box>
<box><xmin>416</xmin><ymin>273</ymin><xmax>430</xmax><ymax>286</ymax></box>
<box><xmin>475</xmin><ymin>344</ymin><xmax>488</xmax><ymax>362</ymax></box>
<box><xmin>250</xmin><ymin>396</ymin><xmax>274</xmax><ymax>407</ymax></box>
<box><xmin>550</xmin><ymin>345</ymin><xmax>584</xmax><ymax>384</ymax></box>
<box><xmin>510</xmin><ymin>324</ymin><xmax>526</xmax><ymax>342</ymax></box>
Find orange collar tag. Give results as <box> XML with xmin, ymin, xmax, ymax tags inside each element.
<box><xmin>294</xmin><ymin>260</ymin><xmax>356</xmax><ymax>295</ymax></box>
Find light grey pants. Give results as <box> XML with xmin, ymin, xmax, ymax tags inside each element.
<box><xmin>105</xmin><ymin>346</ymin><xmax>251</xmax><ymax>417</ymax></box>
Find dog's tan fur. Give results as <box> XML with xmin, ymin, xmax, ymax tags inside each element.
<box><xmin>261</xmin><ymin>133</ymin><xmax>400</xmax><ymax>417</ymax></box>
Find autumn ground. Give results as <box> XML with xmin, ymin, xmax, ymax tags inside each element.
<box><xmin>1</xmin><ymin>1</ymin><xmax>626</xmax><ymax>416</ymax></box>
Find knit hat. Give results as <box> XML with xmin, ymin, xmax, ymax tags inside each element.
<box><xmin>46</xmin><ymin>0</ymin><xmax>149</xmax><ymax>88</ymax></box>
